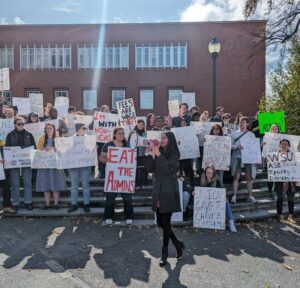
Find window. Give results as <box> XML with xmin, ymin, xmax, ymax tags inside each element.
<box><xmin>135</xmin><ymin>44</ymin><xmax>187</xmax><ymax>69</ymax></box>
<box><xmin>83</xmin><ymin>90</ymin><xmax>97</xmax><ymax>110</ymax></box>
<box><xmin>140</xmin><ymin>89</ymin><xmax>154</xmax><ymax>110</ymax></box>
<box><xmin>168</xmin><ymin>89</ymin><xmax>182</xmax><ymax>103</ymax></box>
<box><xmin>55</xmin><ymin>90</ymin><xmax>69</xmax><ymax>98</ymax></box>
<box><xmin>2</xmin><ymin>91</ymin><xmax>12</xmax><ymax>106</ymax></box>
<box><xmin>111</xmin><ymin>89</ymin><xmax>125</xmax><ymax>110</ymax></box>
<box><xmin>0</xmin><ymin>47</ymin><xmax>14</xmax><ymax>69</ymax></box>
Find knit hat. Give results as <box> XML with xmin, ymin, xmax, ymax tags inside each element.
<box><xmin>75</xmin><ymin>123</ymin><xmax>85</xmax><ymax>132</ymax></box>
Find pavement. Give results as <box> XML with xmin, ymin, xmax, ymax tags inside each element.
<box><xmin>0</xmin><ymin>217</ymin><xmax>299</xmax><ymax>288</ymax></box>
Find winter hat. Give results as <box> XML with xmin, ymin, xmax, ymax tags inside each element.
<box><xmin>75</xmin><ymin>123</ymin><xmax>85</xmax><ymax>132</ymax></box>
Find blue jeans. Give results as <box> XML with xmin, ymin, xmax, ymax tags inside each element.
<box><xmin>68</xmin><ymin>167</ymin><xmax>91</xmax><ymax>205</ymax></box>
<box><xmin>217</xmin><ymin>170</ymin><xmax>224</xmax><ymax>188</ymax></box>
<box><xmin>104</xmin><ymin>193</ymin><xmax>133</xmax><ymax>220</ymax></box>
<box><xmin>10</xmin><ymin>168</ymin><xmax>32</xmax><ymax>206</ymax></box>
<box><xmin>226</xmin><ymin>200</ymin><xmax>234</xmax><ymax>221</ymax></box>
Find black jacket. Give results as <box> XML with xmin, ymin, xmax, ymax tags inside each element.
<box><xmin>6</xmin><ymin>129</ymin><xmax>36</xmax><ymax>148</ymax></box>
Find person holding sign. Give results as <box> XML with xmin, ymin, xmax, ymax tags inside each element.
<box><xmin>45</xmin><ymin>108</ymin><xmax>68</xmax><ymax>137</ymax></box>
<box><xmin>36</xmin><ymin>123</ymin><xmax>66</xmax><ymax>210</ymax></box>
<box><xmin>148</xmin><ymin>131</ymin><xmax>184</xmax><ymax>267</ymax></box>
<box><xmin>210</xmin><ymin>106</ymin><xmax>224</xmax><ymax>123</ymax></box>
<box><xmin>172</xmin><ymin>103</ymin><xmax>192</xmax><ymax>128</ymax></box>
<box><xmin>230</xmin><ymin>117</ymin><xmax>257</xmax><ymax>204</ymax></box>
<box><xmin>5</xmin><ymin>117</ymin><xmax>36</xmax><ymax>211</ymax></box>
<box><xmin>99</xmin><ymin>127</ymin><xmax>134</xmax><ymax>225</ymax></box>
<box><xmin>27</xmin><ymin>112</ymin><xmax>40</xmax><ymax>124</ymax></box>
<box><xmin>39</xmin><ymin>103</ymin><xmax>53</xmax><ymax>121</ymax></box>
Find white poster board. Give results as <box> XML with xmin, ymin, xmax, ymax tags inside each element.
<box><xmin>94</xmin><ymin>112</ymin><xmax>119</xmax><ymax>143</ymax></box>
<box><xmin>3</xmin><ymin>146</ymin><xmax>34</xmax><ymax>169</ymax></box>
<box><xmin>168</xmin><ymin>100</ymin><xmax>179</xmax><ymax>117</ymax></box>
<box><xmin>241</xmin><ymin>137</ymin><xmax>262</xmax><ymax>164</ymax></box>
<box><xmin>104</xmin><ymin>147</ymin><xmax>137</xmax><ymax>193</ymax></box>
<box><xmin>223</xmin><ymin>123</ymin><xmax>239</xmax><ymax>136</ymax></box>
<box><xmin>0</xmin><ymin>154</ymin><xmax>5</xmax><ymax>180</ymax></box>
<box><xmin>54</xmin><ymin>97</ymin><xmax>69</xmax><ymax>118</ymax></box>
<box><xmin>55</xmin><ymin>135</ymin><xmax>97</xmax><ymax>169</ymax></box>
<box><xmin>181</xmin><ymin>92</ymin><xmax>195</xmax><ymax>109</ymax></box>
<box><xmin>267</xmin><ymin>152</ymin><xmax>300</xmax><ymax>182</ymax></box>
<box><xmin>171</xmin><ymin>126</ymin><xmax>200</xmax><ymax>160</ymax></box>
<box><xmin>202</xmin><ymin>135</ymin><xmax>231</xmax><ymax>170</ymax></box>
<box><xmin>24</xmin><ymin>122</ymin><xmax>45</xmax><ymax>145</ymax></box>
<box><xmin>12</xmin><ymin>97</ymin><xmax>31</xmax><ymax>115</ymax></box>
<box><xmin>30</xmin><ymin>150</ymin><xmax>57</xmax><ymax>169</ymax></box>
<box><xmin>190</xmin><ymin>122</ymin><xmax>219</xmax><ymax>146</ymax></box>
<box><xmin>29</xmin><ymin>93</ymin><xmax>44</xmax><ymax>117</ymax></box>
<box><xmin>171</xmin><ymin>179</ymin><xmax>184</xmax><ymax>222</ymax></box>
<box><xmin>0</xmin><ymin>68</ymin><xmax>10</xmax><ymax>91</ymax></box>
<box><xmin>0</xmin><ymin>119</ymin><xmax>14</xmax><ymax>139</ymax></box>
<box><xmin>116</xmin><ymin>98</ymin><xmax>137</xmax><ymax>127</ymax></box>
<box><xmin>193</xmin><ymin>186</ymin><xmax>226</xmax><ymax>230</ymax></box>
<box><xmin>146</xmin><ymin>130</ymin><xmax>163</xmax><ymax>141</ymax></box>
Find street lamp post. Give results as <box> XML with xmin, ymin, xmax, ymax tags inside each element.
<box><xmin>208</xmin><ymin>37</ymin><xmax>221</xmax><ymax>115</ymax></box>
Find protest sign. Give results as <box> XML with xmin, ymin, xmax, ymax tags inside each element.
<box><xmin>193</xmin><ymin>187</ymin><xmax>226</xmax><ymax>230</ymax></box>
<box><xmin>146</xmin><ymin>130</ymin><xmax>163</xmax><ymax>141</ymax></box>
<box><xmin>171</xmin><ymin>179</ymin><xmax>184</xmax><ymax>222</ymax></box>
<box><xmin>181</xmin><ymin>92</ymin><xmax>195</xmax><ymax>109</ymax></box>
<box><xmin>12</xmin><ymin>97</ymin><xmax>30</xmax><ymax>115</ymax></box>
<box><xmin>223</xmin><ymin>123</ymin><xmax>239</xmax><ymax>136</ymax></box>
<box><xmin>190</xmin><ymin>122</ymin><xmax>218</xmax><ymax>146</ymax></box>
<box><xmin>171</xmin><ymin>126</ymin><xmax>200</xmax><ymax>159</ymax></box>
<box><xmin>93</xmin><ymin>112</ymin><xmax>119</xmax><ymax>143</ymax></box>
<box><xmin>168</xmin><ymin>100</ymin><xmax>179</xmax><ymax>117</ymax></box>
<box><xmin>0</xmin><ymin>118</ymin><xmax>14</xmax><ymax>139</ymax></box>
<box><xmin>267</xmin><ymin>152</ymin><xmax>300</xmax><ymax>182</ymax></box>
<box><xmin>241</xmin><ymin>137</ymin><xmax>262</xmax><ymax>164</ymax></box>
<box><xmin>3</xmin><ymin>146</ymin><xmax>34</xmax><ymax>169</ymax></box>
<box><xmin>25</xmin><ymin>122</ymin><xmax>45</xmax><ymax>144</ymax></box>
<box><xmin>104</xmin><ymin>147</ymin><xmax>137</xmax><ymax>193</ymax></box>
<box><xmin>29</xmin><ymin>93</ymin><xmax>44</xmax><ymax>117</ymax></box>
<box><xmin>0</xmin><ymin>154</ymin><xmax>5</xmax><ymax>180</ymax></box>
<box><xmin>65</xmin><ymin>114</ymin><xmax>94</xmax><ymax>136</ymax></box>
<box><xmin>30</xmin><ymin>150</ymin><xmax>57</xmax><ymax>169</ymax></box>
<box><xmin>0</xmin><ymin>68</ymin><xmax>10</xmax><ymax>91</ymax></box>
<box><xmin>116</xmin><ymin>98</ymin><xmax>137</xmax><ymax>127</ymax></box>
<box><xmin>55</xmin><ymin>135</ymin><xmax>97</xmax><ymax>169</ymax></box>
<box><xmin>202</xmin><ymin>135</ymin><xmax>231</xmax><ymax>170</ymax></box>
<box><xmin>54</xmin><ymin>97</ymin><xmax>69</xmax><ymax>118</ymax></box>
<box><xmin>258</xmin><ymin>111</ymin><xmax>286</xmax><ymax>134</ymax></box>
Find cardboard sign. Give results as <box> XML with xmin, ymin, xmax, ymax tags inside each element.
<box><xmin>0</xmin><ymin>68</ymin><xmax>10</xmax><ymax>91</ymax></box>
<box><xmin>190</xmin><ymin>122</ymin><xmax>219</xmax><ymax>146</ymax></box>
<box><xmin>25</xmin><ymin>122</ymin><xmax>45</xmax><ymax>145</ymax></box>
<box><xmin>0</xmin><ymin>119</ymin><xmax>14</xmax><ymax>139</ymax></box>
<box><xmin>116</xmin><ymin>98</ymin><xmax>137</xmax><ymax>127</ymax></box>
<box><xmin>181</xmin><ymin>92</ymin><xmax>195</xmax><ymax>109</ymax></box>
<box><xmin>93</xmin><ymin>112</ymin><xmax>119</xmax><ymax>143</ymax></box>
<box><xmin>241</xmin><ymin>137</ymin><xmax>262</xmax><ymax>164</ymax></box>
<box><xmin>171</xmin><ymin>126</ymin><xmax>200</xmax><ymax>159</ymax></box>
<box><xmin>171</xmin><ymin>179</ymin><xmax>183</xmax><ymax>222</ymax></box>
<box><xmin>267</xmin><ymin>152</ymin><xmax>300</xmax><ymax>182</ymax></box>
<box><xmin>258</xmin><ymin>111</ymin><xmax>286</xmax><ymax>134</ymax></box>
<box><xmin>3</xmin><ymin>146</ymin><xmax>34</xmax><ymax>169</ymax></box>
<box><xmin>202</xmin><ymin>135</ymin><xmax>231</xmax><ymax>170</ymax></box>
<box><xmin>146</xmin><ymin>130</ymin><xmax>164</xmax><ymax>141</ymax></box>
<box><xmin>193</xmin><ymin>186</ymin><xmax>226</xmax><ymax>230</ymax></box>
<box><xmin>29</xmin><ymin>93</ymin><xmax>44</xmax><ymax>117</ymax></box>
<box><xmin>54</xmin><ymin>97</ymin><xmax>69</xmax><ymax>118</ymax></box>
<box><xmin>55</xmin><ymin>135</ymin><xmax>97</xmax><ymax>169</ymax></box>
<box><xmin>223</xmin><ymin>123</ymin><xmax>239</xmax><ymax>136</ymax></box>
<box><xmin>104</xmin><ymin>147</ymin><xmax>137</xmax><ymax>193</ymax></box>
<box><xmin>30</xmin><ymin>150</ymin><xmax>57</xmax><ymax>169</ymax></box>
<box><xmin>168</xmin><ymin>100</ymin><xmax>179</xmax><ymax>117</ymax></box>
<box><xmin>0</xmin><ymin>154</ymin><xmax>5</xmax><ymax>180</ymax></box>
<box><xmin>12</xmin><ymin>97</ymin><xmax>31</xmax><ymax>115</ymax></box>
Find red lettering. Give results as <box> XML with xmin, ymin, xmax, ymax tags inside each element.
<box><xmin>108</xmin><ymin>147</ymin><xmax>118</xmax><ymax>163</ymax></box>
<box><xmin>105</xmin><ymin>170</ymin><xmax>114</xmax><ymax>191</ymax></box>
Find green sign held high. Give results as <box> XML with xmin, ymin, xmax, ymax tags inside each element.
<box><xmin>258</xmin><ymin>111</ymin><xmax>286</xmax><ymax>134</ymax></box>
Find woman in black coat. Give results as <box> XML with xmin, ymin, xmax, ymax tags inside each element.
<box><xmin>150</xmin><ymin>131</ymin><xmax>185</xmax><ymax>267</ymax></box>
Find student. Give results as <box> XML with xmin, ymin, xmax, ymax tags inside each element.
<box><xmin>5</xmin><ymin>117</ymin><xmax>36</xmax><ymax>210</ymax></box>
<box><xmin>146</xmin><ymin>113</ymin><xmax>155</xmax><ymax>131</ymax></box>
<box><xmin>164</xmin><ymin>115</ymin><xmax>173</xmax><ymax>129</ymax></box>
<box><xmin>36</xmin><ymin>123</ymin><xmax>66</xmax><ymax>209</ymax></box>
<box><xmin>27</xmin><ymin>112</ymin><xmax>40</xmax><ymax>123</ymax></box>
<box><xmin>68</xmin><ymin>123</ymin><xmax>92</xmax><ymax>213</ymax></box>
<box><xmin>221</xmin><ymin>113</ymin><xmax>231</xmax><ymax>123</ymax></box>
<box><xmin>189</xmin><ymin>106</ymin><xmax>199</xmax><ymax>116</ymax></box>
<box><xmin>4</xmin><ymin>108</ymin><xmax>15</xmax><ymax>119</ymax></box>
<box><xmin>234</xmin><ymin>112</ymin><xmax>243</xmax><ymax>125</ymax></box>
<box><xmin>68</xmin><ymin>106</ymin><xmax>77</xmax><ymax>114</ymax></box>
<box><xmin>275</xmin><ymin>139</ymin><xmax>296</xmax><ymax>223</ymax></box>
<box><xmin>172</xmin><ymin>103</ymin><xmax>192</xmax><ymax>127</ymax></box>
<box><xmin>153</xmin><ymin>116</ymin><xmax>165</xmax><ymax>131</ymax></box>
<box><xmin>39</xmin><ymin>102</ymin><xmax>53</xmax><ymax>121</ymax></box>
<box><xmin>250</xmin><ymin>111</ymin><xmax>264</xmax><ymax>143</ymax></box>
<box><xmin>231</xmin><ymin>117</ymin><xmax>257</xmax><ymax>204</ymax></box>
<box><xmin>191</xmin><ymin>112</ymin><xmax>201</xmax><ymax>122</ymax></box>
<box><xmin>46</xmin><ymin>107</ymin><xmax>68</xmax><ymax>137</ymax></box>
<box><xmin>99</xmin><ymin>127</ymin><xmax>134</xmax><ymax>225</ymax></box>
<box><xmin>199</xmin><ymin>112</ymin><xmax>208</xmax><ymax>122</ymax></box>
<box><xmin>210</xmin><ymin>106</ymin><xmax>224</xmax><ymax>122</ymax></box>
<box><xmin>149</xmin><ymin>131</ymin><xmax>185</xmax><ymax>267</ymax></box>
<box><xmin>193</xmin><ymin>166</ymin><xmax>237</xmax><ymax>232</ymax></box>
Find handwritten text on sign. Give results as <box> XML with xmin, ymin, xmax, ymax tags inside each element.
<box><xmin>104</xmin><ymin>147</ymin><xmax>137</xmax><ymax>193</ymax></box>
<box><xmin>94</xmin><ymin>112</ymin><xmax>119</xmax><ymax>143</ymax></box>
<box><xmin>30</xmin><ymin>150</ymin><xmax>57</xmax><ymax>169</ymax></box>
<box><xmin>116</xmin><ymin>98</ymin><xmax>137</xmax><ymax>127</ymax></box>
<box><xmin>3</xmin><ymin>146</ymin><xmax>34</xmax><ymax>169</ymax></box>
<box><xmin>202</xmin><ymin>135</ymin><xmax>231</xmax><ymax>170</ymax></box>
<box><xmin>267</xmin><ymin>152</ymin><xmax>300</xmax><ymax>182</ymax></box>
<box><xmin>0</xmin><ymin>119</ymin><xmax>14</xmax><ymax>140</ymax></box>
<box><xmin>241</xmin><ymin>137</ymin><xmax>262</xmax><ymax>164</ymax></box>
<box><xmin>193</xmin><ymin>187</ymin><xmax>226</xmax><ymax>230</ymax></box>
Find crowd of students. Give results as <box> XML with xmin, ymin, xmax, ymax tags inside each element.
<box><xmin>0</xmin><ymin>101</ymin><xmax>298</xmax><ymax>238</ymax></box>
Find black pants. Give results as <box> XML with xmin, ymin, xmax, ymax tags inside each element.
<box><xmin>136</xmin><ymin>156</ymin><xmax>149</xmax><ymax>187</ymax></box>
<box><xmin>180</xmin><ymin>159</ymin><xmax>194</xmax><ymax>185</ymax></box>
<box><xmin>97</xmin><ymin>143</ymin><xmax>106</xmax><ymax>178</ymax></box>
<box><xmin>276</xmin><ymin>183</ymin><xmax>294</xmax><ymax>215</ymax></box>
<box><xmin>267</xmin><ymin>182</ymin><xmax>274</xmax><ymax>193</ymax></box>
<box><xmin>0</xmin><ymin>176</ymin><xmax>11</xmax><ymax>208</ymax></box>
<box><xmin>156</xmin><ymin>209</ymin><xmax>177</xmax><ymax>247</ymax></box>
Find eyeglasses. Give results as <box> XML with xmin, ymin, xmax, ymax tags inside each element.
<box><xmin>16</xmin><ymin>123</ymin><xmax>24</xmax><ymax>126</ymax></box>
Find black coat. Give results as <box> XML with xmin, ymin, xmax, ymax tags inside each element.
<box><xmin>152</xmin><ymin>151</ymin><xmax>181</xmax><ymax>213</ymax></box>
<box><xmin>5</xmin><ymin>129</ymin><xmax>35</xmax><ymax>148</ymax></box>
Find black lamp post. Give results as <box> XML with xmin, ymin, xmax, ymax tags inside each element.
<box><xmin>208</xmin><ymin>37</ymin><xmax>221</xmax><ymax>115</ymax></box>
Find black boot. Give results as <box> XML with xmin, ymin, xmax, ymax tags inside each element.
<box><xmin>159</xmin><ymin>247</ymin><xmax>168</xmax><ymax>267</ymax></box>
<box><xmin>173</xmin><ymin>239</ymin><xmax>185</xmax><ymax>259</ymax></box>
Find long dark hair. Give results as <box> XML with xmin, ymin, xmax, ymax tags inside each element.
<box><xmin>210</xmin><ymin>124</ymin><xmax>223</xmax><ymax>136</ymax></box>
<box><xmin>112</xmin><ymin>127</ymin><xmax>127</xmax><ymax>146</ymax></box>
<box><xmin>44</xmin><ymin>123</ymin><xmax>56</xmax><ymax>147</ymax></box>
<box><xmin>160</xmin><ymin>131</ymin><xmax>180</xmax><ymax>160</ymax></box>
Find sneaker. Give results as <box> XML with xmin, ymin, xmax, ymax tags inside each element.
<box><xmin>231</xmin><ymin>194</ymin><xmax>237</xmax><ymax>204</ymax></box>
<box><xmin>41</xmin><ymin>205</ymin><xmax>51</xmax><ymax>210</ymax></box>
<box><xmin>26</xmin><ymin>203</ymin><xmax>33</xmax><ymax>211</ymax></box>
<box><xmin>67</xmin><ymin>205</ymin><xmax>78</xmax><ymax>213</ymax></box>
<box><xmin>229</xmin><ymin>220</ymin><xmax>237</xmax><ymax>233</ymax></box>
<box><xmin>287</xmin><ymin>215</ymin><xmax>296</xmax><ymax>223</ymax></box>
<box><xmin>125</xmin><ymin>219</ymin><xmax>133</xmax><ymax>225</ymax></box>
<box><xmin>83</xmin><ymin>205</ymin><xmax>90</xmax><ymax>213</ymax></box>
<box><xmin>248</xmin><ymin>196</ymin><xmax>257</xmax><ymax>203</ymax></box>
<box><xmin>3</xmin><ymin>207</ymin><xmax>17</xmax><ymax>214</ymax></box>
<box><xmin>105</xmin><ymin>219</ymin><xmax>113</xmax><ymax>225</ymax></box>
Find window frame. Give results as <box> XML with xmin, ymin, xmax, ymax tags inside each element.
<box><xmin>140</xmin><ymin>88</ymin><xmax>154</xmax><ymax>110</ymax></box>
<box><xmin>82</xmin><ymin>89</ymin><xmax>98</xmax><ymax>110</ymax></box>
<box><xmin>111</xmin><ymin>89</ymin><xmax>126</xmax><ymax>110</ymax></box>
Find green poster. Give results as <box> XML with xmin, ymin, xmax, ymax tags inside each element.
<box><xmin>258</xmin><ymin>111</ymin><xmax>286</xmax><ymax>134</ymax></box>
